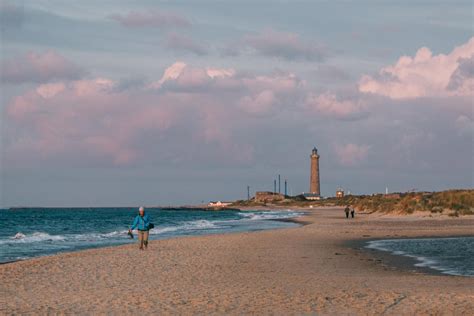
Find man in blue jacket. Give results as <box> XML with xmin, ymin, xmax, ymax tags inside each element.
<box><xmin>129</xmin><ymin>206</ymin><xmax>151</xmax><ymax>250</ymax></box>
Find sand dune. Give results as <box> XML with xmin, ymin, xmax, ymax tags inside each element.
<box><xmin>1</xmin><ymin>208</ymin><xmax>473</xmax><ymax>315</ymax></box>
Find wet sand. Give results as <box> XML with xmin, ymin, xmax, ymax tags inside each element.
<box><xmin>1</xmin><ymin>207</ymin><xmax>473</xmax><ymax>315</ymax></box>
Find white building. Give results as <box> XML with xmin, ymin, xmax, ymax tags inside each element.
<box><xmin>208</xmin><ymin>201</ymin><xmax>233</xmax><ymax>207</ymax></box>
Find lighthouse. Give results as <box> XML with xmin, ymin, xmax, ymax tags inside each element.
<box><xmin>310</xmin><ymin>147</ymin><xmax>320</xmax><ymax>196</ymax></box>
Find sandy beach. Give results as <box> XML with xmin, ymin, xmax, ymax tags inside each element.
<box><xmin>1</xmin><ymin>207</ymin><xmax>473</xmax><ymax>315</ymax></box>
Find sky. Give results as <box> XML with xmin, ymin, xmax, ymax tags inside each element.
<box><xmin>1</xmin><ymin>0</ymin><xmax>473</xmax><ymax>207</ymax></box>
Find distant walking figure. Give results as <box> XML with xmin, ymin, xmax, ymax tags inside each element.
<box><xmin>351</xmin><ymin>208</ymin><xmax>355</xmax><ymax>218</ymax></box>
<box><xmin>129</xmin><ymin>207</ymin><xmax>152</xmax><ymax>250</ymax></box>
<box><xmin>344</xmin><ymin>206</ymin><xmax>350</xmax><ymax>219</ymax></box>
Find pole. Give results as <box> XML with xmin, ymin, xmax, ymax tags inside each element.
<box><xmin>278</xmin><ymin>175</ymin><xmax>281</xmax><ymax>194</ymax></box>
<box><xmin>247</xmin><ymin>185</ymin><xmax>250</xmax><ymax>200</ymax></box>
<box><xmin>285</xmin><ymin>179</ymin><xmax>287</xmax><ymax>196</ymax></box>
<box><xmin>274</xmin><ymin>180</ymin><xmax>276</xmax><ymax>194</ymax></box>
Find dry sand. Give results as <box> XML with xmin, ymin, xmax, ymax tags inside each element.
<box><xmin>1</xmin><ymin>207</ymin><xmax>473</xmax><ymax>315</ymax></box>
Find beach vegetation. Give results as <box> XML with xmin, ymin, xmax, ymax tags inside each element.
<box><xmin>231</xmin><ymin>189</ymin><xmax>474</xmax><ymax>215</ymax></box>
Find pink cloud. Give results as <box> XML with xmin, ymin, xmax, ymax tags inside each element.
<box><xmin>305</xmin><ymin>92</ymin><xmax>367</xmax><ymax>120</ymax></box>
<box><xmin>206</xmin><ymin>67</ymin><xmax>236</xmax><ymax>79</ymax></box>
<box><xmin>238</xmin><ymin>90</ymin><xmax>276</xmax><ymax>116</ymax></box>
<box><xmin>35</xmin><ymin>82</ymin><xmax>66</xmax><ymax>98</ymax></box>
<box><xmin>174</xmin><ymin>67</ymin><xmax>213</xmax><ymax>89</ymax></box>
<box><xmin>359</xmin><ymin>37</ymin><xmax>474</xmax><ymax>98</ymax></box>
<box><xmin>152</xmin><ymin>62</ymin><xmax>300</xmax><ymax>95</ymax></box>
<box><xmin>193</xmin><ymin>105</ymin><xmax>255</xmax><ymax>165</ymax></box>
<box><xmin>72</xmin><ymin>78</ymin><xmax>114</xmax><ymax>96</ymax></box>
<box><xmin>7</xmin><ymin>78</ymin><xmax>173</xmax><ymax>166</ymax></box>
<box><xmin>1</xmin><ymin>50</ymin><xmax>84</xmax><ymax>84</ymax></box>
<box><xmin>242</xmin><ymin>72</ymin><xmax>303</xmax><ymax>94</ymax></box>
<box><xmin>83</xmin><ymin>136</ymin><xmax>138</xmax><ymax>166</ymax></box>
<box><xmin>6</xmin><ymin>61</ymin><xmax>279</xmax><ymax>167</ymax></box>
<box><xmin>152</xmin><ymin>61</ymin><xmax>187</xmax><ymax>87</ymax></box>
<box><xmin>334</xmin><ymin>143</ymin><xmax>370</xmax><ymax>167</ymax></box>
<box><xmin>150</xmin><ymin>61</ymin><xmax>235</xmax><ymax>89</ymax></box>
<box><xmin>109</xmin><ymin>10</ymin><xmax>190</xmax><ymax>28</ymax></box>
<box><xmin>6</xmin><ymin>61</ymin><xmax>371</xmax><ymax>168</ymax></box>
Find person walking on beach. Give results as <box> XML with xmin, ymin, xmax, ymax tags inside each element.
<box><xmin>344</xmin><ymin>206</ymin><xmax>350</xmax><ymax>219</ymax></box>
<box><xmin>351</xmin><ymin>208</ymin><xmax>355</xmax><ymax>218</ymax></box>
<box><xmin>129</xmin><ymin>207</ymin><xmax>151</xmax><ymax>250</ymax></box>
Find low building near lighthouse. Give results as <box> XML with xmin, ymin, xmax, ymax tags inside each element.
<box><xmin>208</xmin><ymin>201</ymin><xmax>233</xmax><ymax>208</ymax></box>
<box><xmin>255</xmin><ymin>191</ymin><xmax>285</xmax><ymax>203</ymax></box>
<box><xmin>303</xmin><ymin>193</ymin><xmax>321</xmax><ymax>200</ymax></box>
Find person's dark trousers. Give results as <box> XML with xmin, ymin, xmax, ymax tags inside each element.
<box><xmin>351</xmin><ymin>211</ymin><xmax>354</xmax><ymax>218</ymax></box>
<box><xmin>345</xmin><ymin>213</ymin><xmax>349</xmax><ymax>218</ymax></box>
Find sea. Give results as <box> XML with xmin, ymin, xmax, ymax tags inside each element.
<box><xmin>0</xmin><ymin>207</ymin><xmax>302</xmax><ymax>263</ymax></box>
<box><xmin>366</xmin><ymin>237</ymin><xmax>474</xmax><ymax>277</ymax></box>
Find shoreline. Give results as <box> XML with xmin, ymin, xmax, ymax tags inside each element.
<box><xmin>2</xmin><ymin>207</ymin><xmax>473</xmax><ymax>314</ymax></box>
<box><xmin>349</xmin><ymin>235</ymin><xmax>474</xmax><ymax>278</ymax></box>
<box><xmin>0</xmin><ymin>209</ymin><xmax>304</xmax><ymax>266</ymax></box>
<box><xmin>2</xmin><ymin>217</ymin><xmax>470</xmax><ymax>277</ymax></box>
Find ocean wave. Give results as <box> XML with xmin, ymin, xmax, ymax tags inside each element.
<box><xmin>0</xmin><ymin>208</ymin><xmax>303</xmax><ymax>263</ymax></box>
<box><xmin>411</xmin><ymin>256</ymin><xmax>467</xmax><ymax>276</ymax></box>
<box><xmin>365</xmin><ymin>240</ymin><xmax>391</xmax><ymax>252</ymax></box>
<box><xmin>149</xmin><ymin>219</ymin><xmax>219</xmax><ymax>235</ymax></box>
<box><xmin>1</xmin><ymin>220</ymin><xmax>220</xmax><ymax>245</ymax></box>
<box><xmin>0</xmin><ymin>213</ymin><xmax>298</xmax><ymax>246</ymax></box>
<box><xmin>1</xmin><ymin>232</ymin><xmax>66</xmax><ymax>244</ymax></box>
<box><xmin>413</xmin><ymin>256</ymin><xmax>439</xmax><ymax>268</ymax></box>
<box><xmin>238</xmin><ymin>210</ymin><xmax>302</xmax><ymax>221</ymax></box>
<box><xmin>71</xmin><ymin>230</ymin><xmax>130</xmax><ymax>241</ymax></box>
<box><xmin>1</xmin><ymin>230</ymin><xmax>131</xmax><ymax>245</ymax></box>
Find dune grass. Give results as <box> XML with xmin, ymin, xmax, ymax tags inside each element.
<box><xmin>232</xmin><ymin>189</ymin><xmax>474</xmax><ymax>215</ymax></box>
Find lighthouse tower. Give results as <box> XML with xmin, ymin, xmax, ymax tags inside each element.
<box><xmin>310</xmin><ymin>147</ymin><xmax>320</xmax><ymax>195</ymax></box>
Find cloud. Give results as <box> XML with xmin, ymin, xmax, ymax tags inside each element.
<box><xmin>359</xmin><ymin>37</ymin><xmax>474</xmax><ymax>98</ymax></box>
<box><xmin>226</xmin><ymin>29</ymin><xmax>327</xmax><ymax>61</ymax></box>
<box><xmin>149</xmin><ymin>61</ymin><xmax>235</xmax><ymax>90</ymax></box>
<box><xmin>206</xmin><ymin>67</ymin><xmax>236</xmax><ymax>79</ymax></box>
<box><xmin>447</xmin><ymin>55</ymin><xmax>474</xmax><ymax>95</ymax></box>
<box><xmin>0</xmin><ymin>1</ymin><xmax>24</xmax><ymax>31</ymax></box>
<box><xmin>455</xmin><ymin>115</ymin><xmax>473</xmax><ymax>136</ymax></box>
<box><xmin>241</xmin><ymin>72</ymin><xmax>303</xmax><ymax>94</ymax></box>
<box><xmin>1</xmin><ymin>50</ymin><xmax>84</xmax><ymax>84</ymax></box>
<box><xmin>4</xmin><ymin>55</ymin><xmax>473</xmax><ymax>199</ymax></box>
<box><xmin>238</xmin><ymin>90</ymin><xmax>277</xmax><ymax>116</ymax></box>
<box><xmin>151</xmin><ymin>63</ymin><xmax>303</xmax><ymax>116</ymax></box>
<box><xmin>7</xmin><ymin>60</ymin><xmax>343</xmax><ymax>169</ymax></box>
<box><xmin>12</xmin><ymin>56</ymin><xmax>471</xmax><ymax>176</ymax></box>
<box><xmin>165</xmin><ymin>32</ymin><xmax>209</xmax><ymax>56</ymax></box>
<box><xmin>5</xmin><ymin>62</ymin><xmax>306</xmax><ymax>167</ymax></box>
<box><xmin>109</xmin><ymin>10</ymin><xmax>190</xmax><ymax>29</ymax></box>
<box><xmin>165</xmin><ymin>66</ymin><xmax>213</xmax><ymax>90</ymax></box>
<box><xmin>35</xmin><ymin>82</ymin><xmax>66</xmax><ymax>98</ymax></box>
<box><xmin>305</xmin><ymin>92</ymin><xmax>368</xmax><ymax>120</ymax></box>
<box><xmin>155</xmin><ymin>61</ymin><xmax>187</xmax><ymax>86</ymax></box>
<box><xmin>314</xmin><ymin>65</ymin><xmax>352</xmax><ymax>82</ymax></box>
<box><xmin>334</xmin><ymin>143</ymin><xmax>370</xmax><ymax>167</ymax></box>
<box><xmin>113</xmin><ymin>76</ymin><xmax>148</xmax><ymax>92</ymax></box>
<box><xmin>6</xmin><ymin>78</ymin><xmax>178</xmax><ymax>166</ymax></box>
